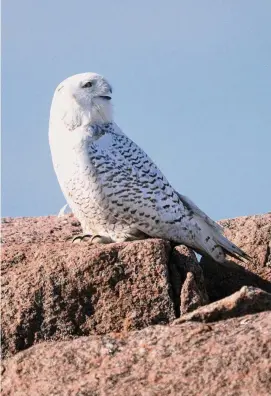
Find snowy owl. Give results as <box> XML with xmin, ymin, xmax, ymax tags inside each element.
<box><xmin>49</xmin><ymin>72</ymin><xmax>248</xmax><ymax>263</ymax></box>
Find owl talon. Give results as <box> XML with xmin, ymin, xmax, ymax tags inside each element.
<box><xmin>90</xmin><ymin>235</ymin><xmax>112</xmax><ymax>244</ymax></box>
<box><xmin>72</xmin><ymin>234</ymin><xmax>92</xmax><ymax>243</ymax></box>
<box><xmin>72</xmin><ymin>234</ymin><xmax>112</xmax><ymax>244</ymax></box>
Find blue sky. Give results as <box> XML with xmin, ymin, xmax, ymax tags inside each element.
<box><xmin>2</xmin><ymin>0</ymin><xmax>271</xmax><ymax>220</ymax></box>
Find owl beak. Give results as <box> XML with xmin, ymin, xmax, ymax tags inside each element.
<box><xmin>98</xmin><ymin>96</ymin><xmax>111</xmax><ymax>100</ymax></box>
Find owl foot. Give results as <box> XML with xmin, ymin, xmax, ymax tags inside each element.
<box><xmin>72</xmin><ymin>234</ymin><xmax>92</xmax><ymax>243</ymax></box>
<box><xmin>89</xmin><ymin>235</ymin><xmax>112</xmax><ymax>244</ymax></box>
<box><xmin>72</xmin><ymin>234</ymin><xmax>112</xmax><ymax>244</ymax></box>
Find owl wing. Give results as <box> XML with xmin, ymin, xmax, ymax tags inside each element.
<box><xmin>87</xmin><ymin>129</ymin><xmax>188</xmax><ymax>232</ymax></box>
<box><xmin>176</xmin><ymin>193</ymin><xmax>224</xmax><ymax>233</ymax></box>
<box><xmin>86</xmin><ymin>125</ymin><xmax>249</xmax><ymax>262</ymax></box>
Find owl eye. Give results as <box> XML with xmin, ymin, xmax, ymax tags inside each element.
<box><xmin>82</xmin><ymin>81</ymin><xmax>93</xmax><ymax>88</ymax></box>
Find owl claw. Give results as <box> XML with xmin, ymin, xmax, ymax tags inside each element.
<box><xmin>72</xmin><ymin>234</ymin><xmax>112</xmax><ymax>244</ymax></box>
<box><xmin>72</xmin><ymin>234</ymin><xmax>92</xmax><ymax>243</ymax></box>
<box><xmin>90</xmin><ymin>235</ymin><xmax>113</xmax><ymax>244</ymax></box>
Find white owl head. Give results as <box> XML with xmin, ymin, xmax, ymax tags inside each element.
<box><xmin>51</xmin><ymin>72</ymin><xmax>113</xmax><ymax>128</ymax></box>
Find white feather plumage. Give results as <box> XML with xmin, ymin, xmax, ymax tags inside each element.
<box><xmin>49</xmin><ymin>72</ymin><xmax>248</xmax><ymax>263</ymax></box>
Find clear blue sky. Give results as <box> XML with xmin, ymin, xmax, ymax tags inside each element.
<box><xmin>2</xmin><ymin>0</ymin><xmax>271</xmax><ymax>220</ymax></box>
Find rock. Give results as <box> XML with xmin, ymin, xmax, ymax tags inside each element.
<box><xmin>1</xmin><ymin>214</ymin><xmax>82</xmax><ymax>245</ymax></box>
<box><xmin>220</xmin><ymin>213</ymin><xmax>271</xmax><ymax>270</ymax></box>
<box><xmin>201</xmin><ymin>213</ymin><xmax>271</xmax><ymax>301</ymax></box>
<box><xmin>1</xmin><ymin>214</ymin><xmax>212</xmax><ymax>360</ymax></box>
<box><xmin>1</xmin><ymin>238</ymin><xmax>175</xmax><ymax>359</ymax></box>
<box><xmin>180</xmin><ymin>272</ymin><xmax>208</xmax><ymax>314</ymax></box>
<box><xmin>2</xmin><ymin>312</ymin><xmax>271</xmax><ymax>396</ymax></box>
<box><xmin>173</xmin><ymin>286</ymin><xmax>271</xmax><ymax>324</ymax></box>
<box><xmin>2</xmin><ymin>212</ymin><xmax>271</xmax><ymax>365</ymax></box>
<box><xmin>169</xmin><ymin>245</ymin><xmax>209</xmax><ymax>316</ymax></box>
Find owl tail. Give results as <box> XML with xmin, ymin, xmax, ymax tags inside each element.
<box><xmin>192</xmin><ymin>215</ymin><xmax>250</xmax><ymax>264</ymax></box>
<box><xmin>177</xmin><ymin>194</ymin><xmax>250</xmax><ymax>264</ymax></box>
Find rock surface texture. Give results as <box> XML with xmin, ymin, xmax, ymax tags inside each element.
<box><xmin>2</xmin><ymin>312</ymin><xmax>271</xmax><ymax>396</ymax></box>
<box><xmin>1</xmin><ymin>213</ymin><xmax>271</xmax><ymax>395</ymax></box>
<box><xmin>201</xmin><ymin>213</ymin><xmax>271</xmax><ymax>301</ymax></box>
<box><xmin>2</xmin><ymin>238</ymin><xmax>176</xmax><ymax>359</ymax></box>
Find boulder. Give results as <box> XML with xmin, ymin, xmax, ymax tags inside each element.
<box><xmin>2</xmin><ymin>311</ymin><xmax>271</xmax><ymax>396</ymax></box>
<box><xmin>1</xmin><ymin>214</ymin><xmax>82</xmax><ymax>245</ymax></box>
<box><xmin>200</xmin><ymin>213</ymin><xmax>271</xmax><ymax>301</ymax></box>
<box><xmin>2</xmin><ymin>212</ymin><xmax>271</xmax><ymax>373</ymax></box>
<box><xmin>169</xmin><ymin>245</ymin><xmax>209</xmax><ymax>315</ymax></box>
<box><xmin>219</xmin><ymin>213</ymin><xmax>271</xmax><ymax>270</ymax></box>
<box><xmin>1</xmin><ymin>215</ymin><xmax>212</xmax><ymax>359</ymax></box>
<box><xmin>1</xmin><ymin>238</ymin><xmax>176</xmax><ymax>359</ymax></box>
<box><xmin>173</xmin><ymin>286</ymin><xmax>271</xmax><ymax>324</ymax></box>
